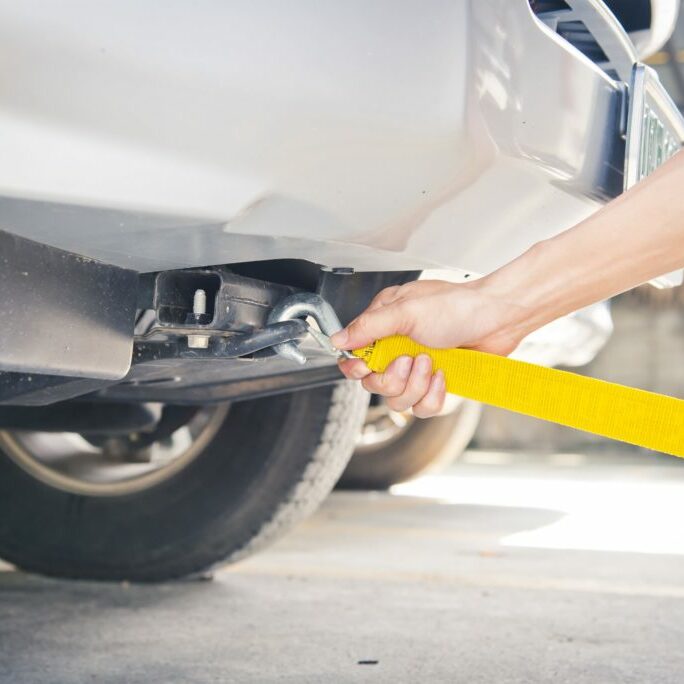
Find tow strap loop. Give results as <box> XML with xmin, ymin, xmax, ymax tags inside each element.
<box><xmin>352</xmin><ymin>335</ymin><xmax>684</xmax><ymax>458</ymax></box>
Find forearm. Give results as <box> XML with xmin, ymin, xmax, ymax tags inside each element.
<box><xmin>480</xmin><ymin>150</ymin><xmax>684</xmax><ymax>336</ymax></box>
<box><xmin>334</xmin><ymin>151</ymin><xmax>684</xmax><ymax>415</ymax></box>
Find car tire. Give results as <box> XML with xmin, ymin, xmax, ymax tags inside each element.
<box><xmin>338</xmin><ymin>399</ymin><xmax>482</xmax><ymax>490</ymax></box>
<box><xmin>0</xmin><ymin>381</ymin><xmax>368</xmax><ymax>582</ymax></box>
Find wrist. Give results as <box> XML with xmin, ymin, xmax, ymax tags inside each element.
<box><xmin>468</xmin><ymin>240</ymin><xmax>560</xmax><ymax>336</ymax></box>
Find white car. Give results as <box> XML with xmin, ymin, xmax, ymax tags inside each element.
<box><xmin>0</xmin><ymin>0</ymin><xmax>681</xmax><ymax>581</ymax></box>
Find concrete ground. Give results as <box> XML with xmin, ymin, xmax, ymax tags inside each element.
<box><xmin>2</xmin><ymin>450</ymin><xmax>684</xmax><ymax>683</ymax></box>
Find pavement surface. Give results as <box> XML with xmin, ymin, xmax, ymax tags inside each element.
<box><xmin>2</xmin><ymin>450</ymin><xmax>684</xmax><ymax>683</ymax></box>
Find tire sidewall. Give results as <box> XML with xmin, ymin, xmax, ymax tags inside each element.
<box><xmin>0</xmin><ymin>383</ymin><xmax>365</xmax><ymax>581</ymax></box>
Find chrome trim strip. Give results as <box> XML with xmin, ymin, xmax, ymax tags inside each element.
<box><xmin>624</xmin><ymin>63</ymin><xmax>684</xmax><ymax>288</ymax></box>
<box><xmin>624</xmin><ymin>64</ymin><xmax>684</xmax><ymax>190</ymax></box>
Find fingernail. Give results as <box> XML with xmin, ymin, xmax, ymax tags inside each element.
<box><xmin>350</xmin><ymin>363</ymin><xmax>371</xmax><ymax>379</ymax></box>
<box><xmin>395</xmin><ymin>356</ymin><xmax>413</xmax><ymax>379</ymax></box>
<box><xmin>330</xmin><ymin>329</ymin><xmax>348</xmax><ymax>348</ymax></box>
<box><xmin>416</xmin><ymin>354</ymin><xmax>432</xmax><ymax>375</ymax></box>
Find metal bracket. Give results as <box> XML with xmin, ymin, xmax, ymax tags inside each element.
<box><xmin>133</xmin><ymin>319</ymin><xmax>310</xmax><ymax>363</ymax></box>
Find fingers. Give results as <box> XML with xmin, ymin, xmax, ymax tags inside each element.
<box><xmin>360</xmin><ymin>355</ymin><xmax>413</xmax><ymax>396</ymax></box>
<box><xmin>384</xmin><ymin>354</ymin><xmax>433</xmax><ymax>412</ymax></box>
<box><xmin>342</xmin><ymin>353</ymin><xmax>446</xmax><ymax>418</ymax></box>
<box><xmin>338</xmin><ymin>358</ymin><xmax>372</xmax><ymax>380</ymax></box>
<box><xmin>331</xmin><ymin>301</ymin><xmax>411</xmax><ymax>350</ymax></box>
<box><xmin>412</xmin><ymin>370</ymin><xmax>446</xmax><ymax>418</ymax></box>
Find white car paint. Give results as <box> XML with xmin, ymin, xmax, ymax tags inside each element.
<box><xmin>0</xmin><ymin>0</ymin><xmax>626</xmax><ymax>277</ymax></box>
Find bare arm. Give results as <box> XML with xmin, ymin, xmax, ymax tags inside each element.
<box><xmin>333</xmin><ymin>151</ymin><xmax>684</xmax><ymax>417</ymax></box>
<box><xmin>486</xmin><ymin>150</ymin><xmax>684</xmax><ymax>336</ymax></box>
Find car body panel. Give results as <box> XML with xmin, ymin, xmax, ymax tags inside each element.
<box><xmin>0</xmin><ymin>0</ymin><xmax>625</xmax><ymax>275</ymax></box>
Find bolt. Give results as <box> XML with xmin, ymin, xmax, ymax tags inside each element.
<box><xmin>193</xmin><ymin>288</ymin><xmax>206</xmax><ymax>315</ymax></box>
<box><xmin>188</xmin><ymin>288</ymin><xmax>210</xmax><ymax>349</ymax></box>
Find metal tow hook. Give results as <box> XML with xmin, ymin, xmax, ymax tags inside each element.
<box><xmin>266</xmin><ymin>293</ymin><xmax>353</xmax><ymax>365</ymax></box>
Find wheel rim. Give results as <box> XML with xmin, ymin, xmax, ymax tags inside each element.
<box><xmin>356</xmin><ymin>394</ymin><xmax>467</xmax><ymax>452</ymax></box>
<box><xmin>356</xmin><ymin>399</ymin><xmax>415</xmax><ymax>451</ymax></box>
<box><xmin>0</xmin><ymin>404</ymin><xmax>229</xmax><ymax>497</ymax></box>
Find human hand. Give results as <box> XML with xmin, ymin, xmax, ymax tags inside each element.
<box><xmin>334</xmin><ymin>150</ymin><xmax>684</xmax><ymax>417</ymax></box>
<box><xmin>332</xmin><ymin>279</ymin><xmax>533</xmax><ymax>417</ymax></box>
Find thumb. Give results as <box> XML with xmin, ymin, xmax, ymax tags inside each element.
<box><xmin>331</xmin><ymin>301</ymin><xmax>410</xmax><ymax>350</ymax></box>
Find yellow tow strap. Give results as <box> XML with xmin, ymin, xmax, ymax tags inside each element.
<box><xmin>352</xmin><ymin>335</ymin><xmax>684</xmax><ymax>458</ymax></box>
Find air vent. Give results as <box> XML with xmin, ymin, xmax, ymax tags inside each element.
<box><xmin>530</xmin><ymin>1</ymin><xmax>570</xmax><ymax>12</ymax></box>
<box><xmin>529</xmin><ymin>0</ymin><xmax>633</xmax><ymax>81</ymax></box>
<box><xmin>556</xmin><ymin>19</ymin><xmax>609</xmax><ymax>63</ymax></box>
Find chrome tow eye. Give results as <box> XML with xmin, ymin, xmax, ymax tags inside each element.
<box><xmin>266</xmin><ymin>293</ymin><xmax>354</xmax><ymax>365</ymax></box>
